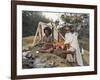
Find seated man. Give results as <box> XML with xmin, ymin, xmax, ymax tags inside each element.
<box><xmin>64</xmin><ymin>26</ymin><xmax>76</xmax><ymax>63</ymax></box>
<box><xmin>38</xmin><ymin>27</ymin><xmax>54</xmax><ymax>53</ymax></box>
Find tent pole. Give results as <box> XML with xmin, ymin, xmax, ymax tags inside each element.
<box><xmin>32</xmin><ymin>25</ymin><xmax>39</xmax><ymax>46</ymax></box>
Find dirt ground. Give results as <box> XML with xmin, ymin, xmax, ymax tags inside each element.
<box><xmin>22</xmin><ymin>36</ymin><xmax>89</xmax><ymax>68</ymax></box>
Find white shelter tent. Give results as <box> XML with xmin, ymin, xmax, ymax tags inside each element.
<box><xmin>32</xmin><ymin>22</ymin><xmax>65</xmax><ymax>46</ymax></box>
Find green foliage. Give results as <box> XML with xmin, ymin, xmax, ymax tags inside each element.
<box><xmin>22</xmin><ymin>11</ymin><xmax>50</xmax><ymax>37</ymax></box>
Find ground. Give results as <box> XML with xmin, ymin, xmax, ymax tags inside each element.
<box><xmin>22</xmin><ymin>36</ymin><xmax>89</xmax><ymax>69</ymax></box>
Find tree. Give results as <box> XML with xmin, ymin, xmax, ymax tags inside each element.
<box><xmin>22</xmin><ymin>11</ymin><xmax>50</xmax><ymax>37</ymax></box>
